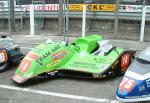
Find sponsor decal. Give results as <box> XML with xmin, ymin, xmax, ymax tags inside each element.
<box><xmin>94</xmin><ymin>58</ymin><xmax>108</xmax><ymax>63</ymax></box>
<box><xmin>36</xmin><ymin>45</ymin><xmax>61</xmax><ymax>66</ymax></box>
<box><xmin>51</xmin><ymin>45</ymin><xmax>61</xmax><ymax>52</ymax></box>
<box><xmin>27</xmin><ymin>52</ymin><xmax>39</xmax><ymax>60</ymax></box>
<box><xmin>47</xmin><ymin>60</ymin><xmax>60</xmax><ymax>67</ymax></box>
<box><xmin>52</xmin><ymin>50</ymin><xmax>67</xmax><ymax>61</ymax></box>
<box><xmin>69</xmin><ymin>62</ymin><xmax>98</xmax><ymax>69</ymax></box>
<box><xmin>18</xmin><ymin>59</ymin><xmax>32</xmax><ymax>73</ymax></box>
<box><xmin>146</xmin><ymin>79</ymin><xmax>150</xmax><ymax>88</ymax></box>
<box><xmin>69</xmin><ymin>4</ymin><xmax>115</xmax><ymax>12</ymax></box>
<box><xmin>36</xmin><ymin>51</ymin><xmax>51</xmax><ymax>66</ymax></box>
<box><xmin>119</xmin><ymin>78</ymin><xmax>136</xmax><ymax>92</ymax></box>
<box><xmin>139</xmin><ymin>85</ymin><xmax>146</xmax><ymax>92</ymax></box>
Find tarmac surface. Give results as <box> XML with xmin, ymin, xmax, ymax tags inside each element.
<box><xmin>0</xmin><ymin>33</ymin><xmax>150</xmax><ymax>103</ymax></box>
<box><xmin>0</xmin><ymin>64</ymin><xmax>122</xmax><ymax>103</ymax></box>
<box><xmin>11</xmin><ymin>33</ymin><xmax>150</xmax><ymax>50</ymax></box>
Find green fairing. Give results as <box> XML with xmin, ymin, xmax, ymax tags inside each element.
<box><xmin>14</xmin><ymin>35</ymin><xmax>125</xmax><ymax>82</ymax></box>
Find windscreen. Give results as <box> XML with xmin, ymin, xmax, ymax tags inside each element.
<box><xmin>129</xmin><ymin>58</ymin><xmax>150</xmax><ymax>75</ymax></box>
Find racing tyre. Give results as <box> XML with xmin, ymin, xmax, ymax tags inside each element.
<box><xmin>0</xmin><ymin>62</ymin><xmax>8</xmax><ymax>72</ymax></box>
<box><xmin>120</xmin><ymin>53</ymin><xmax>132</xmax><ymax>75</ymax></box>
<box><xmin>115</xmin><ymin>53</ymin><xmax>132</xmax><ymax>76</ymax></box>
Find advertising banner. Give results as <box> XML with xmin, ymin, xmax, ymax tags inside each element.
<box><xmin>1</xmin><ymin>0</ymin><xmax>150</xmax><ymax>13</ymax></box>
<box><xmin>69</xmin><ymin>4</ymin><xmax>115</xmax><ymax>12</ymax></box>
<box><xmin>23</xmin><ymin>4</ymin><xmax>59</xmax><ymax>12</ymax></box>
<box><xmin>89</xmin><ymin>4</ymin><xmax>115</xmax><ymax>12</ymax></box>
<box><xmin>119</xmin><ymin>5</ymin><xmax>150</xmax><ymax>13</ymax></box>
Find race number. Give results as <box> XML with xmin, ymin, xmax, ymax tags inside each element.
<box><xmin>18</xmin><ymin>59</ymin><xmax>31</xmax><ymax>73</ymax></box>
<box><xmin>0</xmin><ymin>51</ymin><xmax>7</xmax><ymax>62</ymax></box>
<box><xmin>119</xmin><ymin>78</ymin><xmax>136</xmax><ymax>91</ymax></box>
<box><xmin>0</xmin><ymin>53</ymin><xmax>5</xmax><ymax>62</ymax></box>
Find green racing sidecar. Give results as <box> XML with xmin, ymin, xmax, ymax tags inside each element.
<box><xmin>11</xmin><ymin>35</ymin><xmax>135</xmax><ymax>84</ymax></box>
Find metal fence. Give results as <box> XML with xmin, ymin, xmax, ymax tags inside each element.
<box><xmin>0</xmin><ymin>0</ymin><xmax>150</xmax><ymax>41</ymax></box>
<box><xmin>14</xmin><ymin>0</ymin><xmax>150</xmax><ymax>5</ymax></box>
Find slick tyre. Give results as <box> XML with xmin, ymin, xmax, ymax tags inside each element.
<box><xmin>118</xmin><ymin>53</ymin><xmax>132</xmax><ymax>76</ymax></box>
<box><xmin>0</xmin><ymin>62</ymin><xmax>8</xmax><ymax>72</ymax></box>
<box><xmin>115</xmin><ymin>53</ymin><xmax>132</xmax><ymax>76</ymax></box>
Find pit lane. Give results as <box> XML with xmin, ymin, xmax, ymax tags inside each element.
<box><xmin>0</xmin><ymin>64</ymin><xmax>122</xmax><ymax>103</ymax></box>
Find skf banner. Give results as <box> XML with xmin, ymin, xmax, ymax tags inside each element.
<box><xmin>69</xmin><ymin>4</ymin><xmax>115</xmax><ymax>12</ymax></box>
<box><xmin>88</xmin><ymin>4</ymin><xmax>115</xmax><ymax>12</ymax></box>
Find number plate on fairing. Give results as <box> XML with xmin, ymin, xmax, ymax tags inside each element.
<box><xmin>0</xmin><ymin>53</ymin><xmax>4</xmax><ymax>62</ymax></box>
<box><xmin>0</xmin><ymin>51</ymin><xmax>7</xmax><ymax>63</ymax></box>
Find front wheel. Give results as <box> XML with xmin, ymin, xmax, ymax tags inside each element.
<box><xmin>0</xmin><ymin>62</ymin><xmax>8</xmax><ymax>72</ymax></box>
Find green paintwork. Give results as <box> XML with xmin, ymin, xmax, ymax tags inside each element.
<box><xmin>14</xmin><ymin>35</ymin><xmax>124</xmax><ymax>80</ymax></box>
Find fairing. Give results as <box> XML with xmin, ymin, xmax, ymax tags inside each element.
<box><xmin>12</xmin><ymin>35</ymin><xmax>127</xmax><ymax>83</ymax></box>
<box><xmin>116</xmin><ymin>47</ymin><xmax>150</xmax><ymax>102</ymax></box>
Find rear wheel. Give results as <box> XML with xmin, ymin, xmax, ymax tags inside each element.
<box><xmin>115</xmin><ymin>53</ymin><xmax>132</xmax><ymax>76</ymax></box>
<box><xmin>120</xmin><ymin>53</ymin><xmax>132</xmax><ymax>75</ymax></box>
<box><xmin>0</xmin><ymin>62</ymin><xmax>8</xmax><ymax>72</ymax></box>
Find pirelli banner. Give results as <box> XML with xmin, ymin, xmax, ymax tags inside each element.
<box><xmin>69</xmin><ymin>4</ymin><xmax>115</xmax><ymax>12</ymax></box>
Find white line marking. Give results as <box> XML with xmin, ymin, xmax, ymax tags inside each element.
<box><xmin>0</xmin><ymin>85</ymin><xmax>109</xmax><ymax>103</ymax></box>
